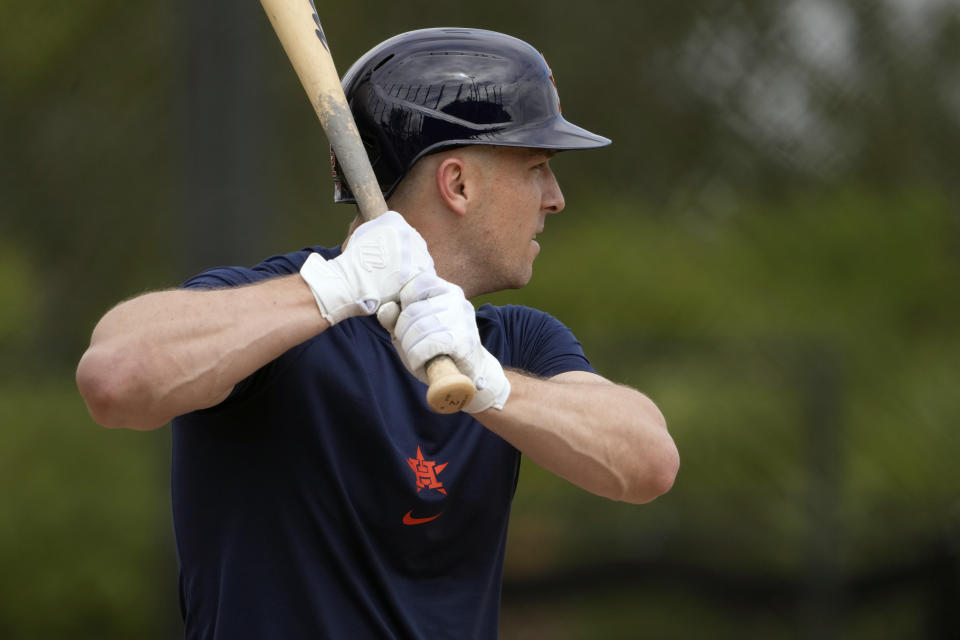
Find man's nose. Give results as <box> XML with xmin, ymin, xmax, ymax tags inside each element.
<box><xmin>542</xmin><ymin>166</ymin><xmax>565</xmax><ymax>214</ymax></box>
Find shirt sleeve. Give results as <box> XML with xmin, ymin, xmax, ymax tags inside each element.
<box><xmin>176</xmin><ymin>247</ymin><xmax>334</xmax><ymax>409</ymax></box>
<box><xmin>494</xmin><ymin>305</ymin><xmax>595</xmax><ymax>378</ymax></box>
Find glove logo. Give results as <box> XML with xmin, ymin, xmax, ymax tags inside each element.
<box><xmin>402</xmin><ymin>445</ymin><xmax>448</xmax><ymax>526</ymax></box>
<box><xmin>356</xmin><ymin>235</ymin><xmax>387</xmax><ymax>272</ymax></box>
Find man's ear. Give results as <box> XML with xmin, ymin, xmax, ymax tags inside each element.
<box><xmin>436</xmin><ymin>156</ymin><xmax>469</xmax><ymax>217</ymax></box>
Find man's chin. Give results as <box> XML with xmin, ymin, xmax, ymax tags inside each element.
<box><xmin>509</xmin><ymin>267</ymin><xmax>534</xmax><ymax>291</ymax></box>
<box><xmin>474</xmin><ymin>272</ymin><xmax>532</xmax><ymax>297</ymax></box>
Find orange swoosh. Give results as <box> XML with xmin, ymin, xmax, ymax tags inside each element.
<box><xmin>402</xmin><ymin>511</ymin><xmax>442</xmax><ymax>526</ymax></box>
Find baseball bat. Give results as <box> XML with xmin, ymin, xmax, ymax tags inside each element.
<box><xmin>259</xmin><ymin>0</ymin><xmax>475</xmax><ymax>414</ymax></box>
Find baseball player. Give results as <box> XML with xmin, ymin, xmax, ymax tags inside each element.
<box><xmin>77</xmin><ymin>28</ymin><xmax>678</xmax><ymax>639</ymax></box>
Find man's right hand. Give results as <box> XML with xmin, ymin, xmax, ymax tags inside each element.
<box><xmin>377</xmin><ymin>273</ymin><xmax>511</xmax><ymax>413</ymax></box>
<box><xmin>299</xmin><ymin>212</ymin><xmax>434</xmax><ymax>325</ymax></box>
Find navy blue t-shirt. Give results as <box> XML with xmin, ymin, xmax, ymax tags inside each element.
<box><xmin>171</xmin><ymin>247</ymin><xmax>594</xmax><ymax>639</ymax></box>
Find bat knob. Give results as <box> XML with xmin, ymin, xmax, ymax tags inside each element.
<box><xmin>425</xmin><ymin>356</ymin><xmax>475</xmax><ymax>414</ymax></box>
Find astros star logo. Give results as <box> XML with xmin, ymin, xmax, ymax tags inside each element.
<box><xmin>407</xmin><ymin>446</ymin><xmax>448</xmax><ymax>495</ymax></box>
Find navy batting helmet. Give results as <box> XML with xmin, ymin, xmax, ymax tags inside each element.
<box><xmin>332</xmin><ymin>27</ymin><xmax>611</xmax><ymax>203</ymax></box>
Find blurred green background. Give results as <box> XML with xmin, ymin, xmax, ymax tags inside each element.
<box><xmin>3</xmin><ymin>1</ymin><xmax>959</xmax><ymax>638</ymax></box>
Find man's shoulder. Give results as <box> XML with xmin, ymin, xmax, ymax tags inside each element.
<box><xmin>476</xmin><ymin>303</ymin><xmax>592</xmax><ymax>376</ymax></box>
<box><xmin>475</xmin><ymin>302</ymin><xmax>570</xmax><ymax>346</ymax></box>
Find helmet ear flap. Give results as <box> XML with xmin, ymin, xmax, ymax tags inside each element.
<box><xmin>330</xmin><ymin>104</ymin><xmax>393</xmax><ymax>202</ymax></box>
<box><xmin>330</xmin><ymin>148</ymin><xmax>349</xmax><ymax>202</ymax></box>
<box><xmin>363</xmin><ymin>108</ymin><xmax>408</xmax><ymax>199</ymax></box>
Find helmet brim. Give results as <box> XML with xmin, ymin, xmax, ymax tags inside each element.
<box><xmin>479</xmin><ymin>115</ymin><xmax>612</xmax><ymax>150</ymax></box>
<box><xmin>415</xmin><ymin>115</ymin><xmax>611</xmax><ymax>157</ymax></box>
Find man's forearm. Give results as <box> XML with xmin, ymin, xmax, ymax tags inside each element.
<box><xmin>76</xmin><ymin>274</ymin><xmax>328</xmax><ymax>430</ymax></box>
<box><xmin>474</xmin><ymin>370</ymin><xmax>679</xmax><ymax>504</ymax></box>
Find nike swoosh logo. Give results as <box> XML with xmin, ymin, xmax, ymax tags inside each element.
<box><xmin>402</xmin><ymin>511</ymin><xmax>442</xmax><ymax>526</ymax></box>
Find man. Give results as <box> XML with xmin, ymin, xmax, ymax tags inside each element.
<box><xmin>77</xmin><ymin>28</ymin><xmax>678</xmax><ymax>638</ymax></box>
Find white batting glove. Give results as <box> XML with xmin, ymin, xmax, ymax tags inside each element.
<box><xmin>377</xmin><ymin>273</ymin><xmax>511</xmax><ymax>413</ymax></box>
<box><xmin>300</xmin><ymin>212</ymin><xmax>434</xmax><ymax>325</ymax></box>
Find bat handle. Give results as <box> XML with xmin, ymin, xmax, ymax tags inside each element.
<box><xmin>425</xmin><ymin>355</ymin><xmax>475</xmax><ymax>414</ymax></box>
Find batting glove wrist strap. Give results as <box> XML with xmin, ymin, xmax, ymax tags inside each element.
<box><xmin>464</xmin><ymin>349</ymin><xmax>511</xmax><ymax>413</ymax></box>
<box><xmin>300</xmin><ymin>253</ymin><xmax>366</xmax><ymax>325</ymax></box>
<box><xmin>300</xmin><ymin>212</ymin><xmax>434</xmax><ymax>325</ymax></box>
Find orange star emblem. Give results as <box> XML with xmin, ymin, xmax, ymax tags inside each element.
<box><xmin>407</xmin><ymin>446</ymin><xmax>448</xmax><ymax>495</ymax></box>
